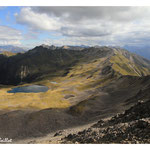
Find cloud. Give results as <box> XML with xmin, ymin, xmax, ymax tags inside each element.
<box><xmin>15</xmin><ymin>6</ymin><xmax>150</xmax><ymax>47</ymax></box>
<box><xmin>0</xmin><ymin>25</ymin><xmax>22</xmax><ymax>45</ymax></box>
<box><xmin>31</xmin><ymin>7</ymin><xmax>149</xmax><ymax>23</ymax></box>
<box><xmin>15</xmin><ymin>7</ymin><xmax>62</xmax><ymax>31</ymax></box>
<box><xmin>16</xmin><ymin>7</ymin><xmax>122</xmax><ymax>37</ymax></box>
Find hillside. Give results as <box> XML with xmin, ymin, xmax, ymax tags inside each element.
<box><xmin>0</xmin><ymin>46</ymin><xmax>149</xmax><ymax>143</ymax></box>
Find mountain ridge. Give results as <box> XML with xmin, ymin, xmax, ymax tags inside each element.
<box><xmin>0</xmin><ymin>46</ymin><xmax>150</xmax><ymax>85</ymax></box>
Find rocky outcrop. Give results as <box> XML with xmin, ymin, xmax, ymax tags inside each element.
<box><xmin>19</xmin><ymin>65</ymin><xmax>30</xmax><ymax>81</ymax></box>
<box><xmin>63</xmin><ymin>100</ymin><xmax>150</xmax><ymax>144</ymax></box>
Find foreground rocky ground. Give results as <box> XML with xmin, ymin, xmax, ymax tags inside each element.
<box><xmin>62</xmin><ymin>99</ymin><xmax>150</xmax><ymax>144</ymax></box>
<box><xmin>15</xmin><ymin>99</ymin><xmax>150</xmax><ymax>144</ymax></box>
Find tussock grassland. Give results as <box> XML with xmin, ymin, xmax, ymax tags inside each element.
<box><xmin>0</xmin><ymin>86</ymin><xmax>70</xmax><ymax>110</ymax></box>
<box><xmin>110</xmin><ymin>52</ymin><xmax>150</xmax><ymax>76</ymax></box>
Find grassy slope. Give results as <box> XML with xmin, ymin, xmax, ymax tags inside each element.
<box><xmin>110</xmin><ymin>51</ymin><xmax>150</xmax><ymax>76</ymax></box>
<box><xmin>62</xmin><ymin>50</ymin><xmax>150</xmax><ymax>115</ymax></box>
<box><xmin>0</xmin><ymin>86</ymin><xmax>70</xmax><ymax>110</ymax></box>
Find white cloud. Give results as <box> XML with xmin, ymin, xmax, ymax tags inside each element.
<box><xmin>15</xmin><ymin>7</ymin><xmax>62</xmax><ymax>31</ymax></box>
<box><xmin>15</xmin><ymin>7</ymin><xmax>122</xmax><ymax>37</ymax></box>
<box><xmin>0</xmin><ymin>25</ymin><xmax>22</xmax><ymax>45</ymax></box>
<box><xmin>15</xmin><ymin>6</ymin><xmax>150</xmax><ymax>47</ymax></box>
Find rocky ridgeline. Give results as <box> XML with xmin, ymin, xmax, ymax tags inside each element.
<box><xmin>63</xmin><ymin>100</ymin><xmax>150</xmax><ymax>144</ymax></box>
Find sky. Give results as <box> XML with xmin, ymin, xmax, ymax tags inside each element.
<box><xmin>1</xmin><ymin>6</ymin><xmax>150</xmax><ymax>48</ymax></box>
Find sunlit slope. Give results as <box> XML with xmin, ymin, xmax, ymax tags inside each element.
<box><xmin>0</xmin><ymin>51</ymin><xmax>16</xmax><ymax>57</ymax></box>
<box><xmin>59</xmin><ymin>48</ymin><xmax>150</xmax><ymax>116</ymax></box>
<box><xmin>110</xmin><ymin>48</ymin><xmax>150</xmax><ymax>76</ymax></box>
<box><xmin>0</xmin><ymin>85</ymin><xmax>70</xmax><ymax>110</ymax></box>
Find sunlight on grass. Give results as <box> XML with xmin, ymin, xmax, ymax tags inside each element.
<box><xmin>0</xmin><ymin>87</ymin><xmax>70</xmax><ymax>111</ymax></box>
<box><xmin>110</xmin><ymin>52</ymin><xmax>150</xmax><ymax>76</ymax></box>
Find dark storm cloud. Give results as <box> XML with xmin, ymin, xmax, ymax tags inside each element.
<box><xmin>31</xmin><ymin>7</ymin><xmax>137</xmax><ymax>22</ymax></box>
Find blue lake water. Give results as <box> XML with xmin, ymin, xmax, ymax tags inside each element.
<box><xmin>7</xmin><ymin>85</ymin><xmax>49</xmax><ymax>93</ymax></box>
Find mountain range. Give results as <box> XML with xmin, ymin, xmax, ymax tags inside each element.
<box><xmin>123</xmin><ymin>45</ymin><xmax>150</xmax><ymax>60</ymax></box>
<box><xmin>1</xmin><ymin>44</ymin><xmax>150</xmax><ymax>60</ymax></box>
<box><xmin>0</xmin><ymin>45</ymin><xmax>150</xmax><ymax>85</ymax></box>
<box><xmin>0</xmin><ymin>45</ymin><xmax>27</xmax><ymax>53</ymax></box>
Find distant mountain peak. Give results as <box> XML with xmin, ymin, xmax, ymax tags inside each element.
<box><xmin>0</xmin><ymin>45</ymin><xmax>27</xmax><ymax>53</ymax></box>
<box><xmin>40</xmin><ymin>44</ymin><xmax>51</xmax><ymax>49</ymax></box>
<box><xmin>61</xmin><ymin>45</ymin><xmax>70</xmax><ymax>49</ymax></box>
